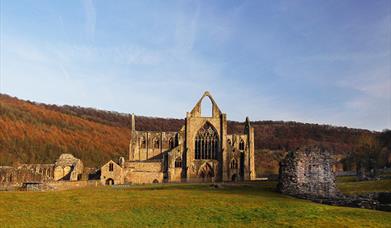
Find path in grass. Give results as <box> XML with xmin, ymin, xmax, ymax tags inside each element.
<box><xmin>0</xmin><ymin>182</ymin><xmax>390</xmax><ymax>227</ymax></box>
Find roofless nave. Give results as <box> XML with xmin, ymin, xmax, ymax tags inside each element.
<box><xmin>100</xmin><ymin>91</ymin><xmax>256</xmax><ymax>185</ymax></box>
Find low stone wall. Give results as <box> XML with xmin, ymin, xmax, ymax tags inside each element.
<box><xmin>43</xmin><ymin>180</ymin><xmax>101</xmax><ymax>190</ymax></box>
<box><xmin>336</xmin><ymin>168</ymin><xmax>391</xmax><ymax>178</ymax></box>
<box><xmin>46</xmin><ymin>180</ymin><xmax>100</xmax><ymax>190</ymax></box>
<box><xmin>293</xmin><ymin>192</ymin><xmax>391</xmax><ymax>212</ymax></box>
<box><xmin>124</xmin><ymin>171</ymin><xmax>163</xmax><ymax>184</ymax></box>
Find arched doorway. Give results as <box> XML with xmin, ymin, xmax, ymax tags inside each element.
<box><xmin>198</xmin><ymin>163</ymin><xmax>214</xmax><ymax>182</ymax></box>
<box><xmin>231</xmin><ymin>174</ymin><xmax>237</xmax><ymax>182</ymax></box>
<box><xmin>105</xmin><ymin>178</ymin><xmax>114</xmax><ymax>185</ymax></box>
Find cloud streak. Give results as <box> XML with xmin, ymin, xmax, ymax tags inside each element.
<box><xmin>83</xmin><ymin>0</ymin><xmax>96</xmax><ymax>42</ymax></box>
<box><xmin>1</xmin><ymin>0</ymin><xmax>390</xmax><ymax>131</ymax></box>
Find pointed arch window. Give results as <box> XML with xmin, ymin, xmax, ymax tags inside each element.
<box><xmin>109</xmin><ymin>163</ymin><xmax>114</xmax><ymax>171</ymax></box>
<box><xmin>140</xmin><ymin>136</ymin><xmax>146</xmax><ymax>149</ymax></box>
<box><xmin>169</xmin><ymin>137</ymin><xmax>175</xmax><ymax>149</ymax></box>
<box><xmin>195</xmin><ymin>123</ymin><xmax>219</xmax><ymax>160</ymax></box>
<box><xmin>230</xmin><ymin>159</ymin><xmax>238</xmax><ymax>169</ymax></box>
<box><xmin>153</xmin><ymin>137</ymin><xmax>160</xmax><ymax>149</ymax></box>
<box><xmin>239</xmin><ymin>139</ymin><xmax>245</xmax><ymax>151</ymax></box>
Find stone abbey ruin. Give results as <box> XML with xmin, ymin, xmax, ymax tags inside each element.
<box><xmin>101</xmin><ymin>91</ymin><xmax>256</xmax><ymax>185</ymax></box>
<box><xmin>0</xmin><ymin>92</ymin><xmax>389</xmax><ymax>211</ymax></box>
<box><xmin>1</xmin><ymin>92</ymin><xmax>256</xmax><ymax>188</ymax></box>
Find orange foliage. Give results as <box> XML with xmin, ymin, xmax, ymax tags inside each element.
<box><xmin>0</xmin><ymin>94</ymin><xmax>129</xmax><ymax>167</ymax></box>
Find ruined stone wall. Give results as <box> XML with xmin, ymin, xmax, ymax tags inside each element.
<box><xmin>226</xmin><ymin>134</ymin><xmax>249</xmax><ymax>181</ymax></box>
<box><xmin>45</xmin><ymin>180</ymin><xmax>100</xmax><ymax>191</ymax></box>
<box><xmin>54</xmin><ymin>154</ymin><xmax>84</xmax><ymax>181</ymax></box>
<box><xmin>130</xmin><ymin>131</ymin><xmax>178</xmax><ymax>161</ymax></box>
<box><xmin>167</xmin><ymin>146</ymin><xmax>184</xmax><ymax>182</ymax></box>
<box><xmin>278</xmin><ymin>145</ymin><xmax>338</xmax><ymax>198</ymax></box>
<box><xmin>124</xmin><ymin>171</ymin><xmax>163</xmax><ymax>184</ymax></box>
<box><xmin>168</xmin><ymin>168</ymin><xmax>182</xmax><ymax>182</ymax></box>
<box><xmin>0</xmin><ymin>164</ymin><xmax>55</xmax><ymax>186</ymax></box>
<box><xmin>125</xmin><ymin>161</ymin><xmax>162</xmax><ymax>172</ymax></box>
<box><xmin>123</xmin><ymin>161</ymin><xmax>163</xmax><ymax>184</ymax></box>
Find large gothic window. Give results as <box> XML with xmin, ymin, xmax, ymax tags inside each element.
<box><xmin>195</xmin><ymin>123</ymin><xmax>219</xmax><ymax>159</ymax></box>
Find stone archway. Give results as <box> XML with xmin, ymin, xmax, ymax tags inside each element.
<box><xmin>231</xmin><ymin>174</ymin><xmax>238</xmax><ymax>182</ymax></box>
<box><xmin>105</xmin><ymin>178</ymin><xmax>114</xmax><ymax>185</ymax></box>
<box><xmin>198</xmin><ymin>163</ymin><xmax>214</xmax><ymax>182</ymax></box>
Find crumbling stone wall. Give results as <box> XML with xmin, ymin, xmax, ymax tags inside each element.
<box><xmin>0</xmin><ymin>164</ymin><xmax>54</xmax><ymax>186</ymax></box>
<box><xmin>278</xmin><ymin>145</ymin><xmax>338</xmax><ymax>198</ymax></box>
<box><xmin>0</xmin><ymin>153</ymin><xmax>84</xmax><ymax>186</ymax></box>
<box><xmin>54</xmin><ymin>154</ymin><xmax>84</xmax><ymax>181</ymax></box>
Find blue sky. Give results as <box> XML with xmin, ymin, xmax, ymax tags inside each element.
<box><xmin>0</xmin><ymin>0</ymin><xmax>390</xmax><ymax>131</ymax></box>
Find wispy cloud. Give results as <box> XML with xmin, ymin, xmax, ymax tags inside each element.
<box><xmin>83</xmin><ymin>0</ymin><xmax>96</xmax><ymax>42</ymax></box>
<box><xmin>174</xmin><ymin>0</ymin><xmax>200</xmax><ymax>53</ymax></box>
<box><xmin>1</xmin><ymin>0</ymin><xmax>390</xmax><ymax>131</ymax></box>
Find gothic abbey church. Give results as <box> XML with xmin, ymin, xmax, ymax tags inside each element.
<box><xmin>100</xmin><ymin>92</ymin><xmax>256</xmax><ymax>185</ymax></box>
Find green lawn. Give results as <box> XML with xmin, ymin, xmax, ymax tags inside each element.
<box><xmin>0</xmin><ymin>181</ymin><xmax>390</xmax><ymax>227</ymax></box>
<box><xmin>337</xmin><ymin>177</ymin><xmax>391</xmax><ymax>195</ymax></box>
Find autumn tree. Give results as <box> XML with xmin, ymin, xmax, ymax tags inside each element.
<box><xmin>354</xmin><ymin>134</ymin><xmax>382</xmax><ymax>179</ymax></box>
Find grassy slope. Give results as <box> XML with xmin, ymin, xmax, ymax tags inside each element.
<box><xmin>337</xmin><ymin>176</ymin><xmax>391</xmax><ymax>195</ymax></box>
<box><xmin>0</xmin><ymin>181</ymin><xmax>390</xmax><ymax>227</ymax></box>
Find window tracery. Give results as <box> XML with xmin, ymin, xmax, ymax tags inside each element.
<box><xmin>195</xmin><ymin>123</ymin><xmax>219</xmax><ymax>159</ymax></box>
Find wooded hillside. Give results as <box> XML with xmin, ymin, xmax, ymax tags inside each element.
<box><xmin>0</xmin><ymin>94</ymin><xmax>384</xmax><ymax>171</ymax></box>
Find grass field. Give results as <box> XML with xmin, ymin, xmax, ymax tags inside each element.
<box><xmin>0</xmin><ymin>180</ymin><xmax>390</xmax><ymax>227</ymax></box>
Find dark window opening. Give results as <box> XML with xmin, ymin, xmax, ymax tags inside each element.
<box><xmin>175</xmin><ymin>157</ymin><xmax>182</xmax><ymax>168</ymax></box>
<box><xmin>239</xmin><ymin>139</ymin><xmax>245</xmax><ymax>151</ymax></box>
<box><xmin>169</xmin><ymin>137</ymin><xmax>175</xmax><ymax>149</ymax></box>
<box><xmin>109</xmin><ymin>163</ymin><xmax>114</xmax><ymax>171</ymax></box>
<box><xmin>240</xmin><ymin>152</ymin><xmax>245</xmax><ymax>179</ymax></box>
<box><xmin>140</xmin><ymin>137</ymin><xmax>146</xmax><ymax>149</ymax></box>
<box><xmin>153</xmin><ymin>138</ymin><xmax>160</xmax><ymax>149</ymax></box>
<box><xmin>230</xmin><ymin>159</ymin><xmax>238</xmax><ymax>169</ymax></box>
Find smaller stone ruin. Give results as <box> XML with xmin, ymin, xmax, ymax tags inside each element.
<box><xmin>53</xmin><ymin>154</ymin><xmax>84</xmax><ymax>181</ymax></box>
<box><xmin>278</xmin><ymin>145</ymin><xmax>338</xmax><ymax>198</ymax></box>
<box><xmin>277</xmin><ymin>146</ymin><xmax>391</xmax><ymax>211</ymax></box>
